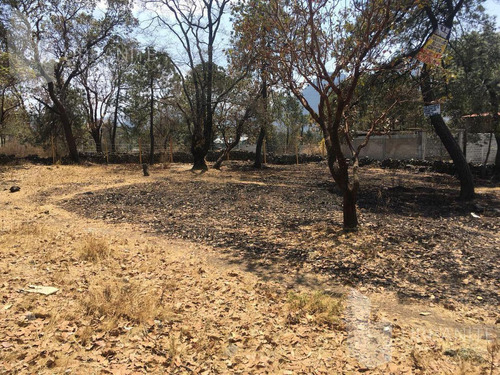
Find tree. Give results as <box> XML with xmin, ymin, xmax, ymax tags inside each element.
<box><xmin>79</xmin><ymin>55</ymin><xmax>116</xmax><ymax>153</ymax></box>
<box><xmin>418</xmin><ymin>1</ymin><xmax>476</xmax><ymax>199</ymax></box>
<box><xmin>212</xmin><ymin>77</ymin><xmax>261</xmax><ymax>169</ymax></box>
<box><xmin>122</xmin><ymin>47</ymin><xmax>175</xmax><ymax>163</ymax></box>
<box><xmin>0</xmin><ymin>12</ymin><xmax>22</xmax><ymax>147</ymax></box>
<box><xmin>6</xmin><ymin>0</ymin><xmax>134</xmax><ymax>162</ymax></box>
<box><xmin>448</xmin><ymin>23</ymin><xmax>500</xmax><ymax>178</ymax></box>
<box><xmin>273</xmin><ymin>93</ymin><xmax>309</xmax><ymax>154</ymax></box>
<box><xmin>146</xmin><ymin>0</ymin><xmax>248</xmax><ymax>170</ymax></box>
<box><xmin>234</xmin><ymin>0</ymin><xmax>415</xmax><ymax>230</ymax></box>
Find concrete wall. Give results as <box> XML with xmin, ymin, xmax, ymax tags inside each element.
<box><xmin>342</xmin><ymin>131</ymin><xmax>497</xmax><ymax>163</ymax></box>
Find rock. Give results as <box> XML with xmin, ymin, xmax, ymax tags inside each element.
<box><xmin>25</xmin><ymin>312</ymin><xmax>36</xmax><ymax>321</ymax></box>
<box><xmin>23</xmin><ymin>285</ymin><xmax>59</xmax><ymax>295</ymax></box>
<box><xmin>9</xmin><ymin>186</ymin><xmax>20</xmax><ymax>193</ymax></box>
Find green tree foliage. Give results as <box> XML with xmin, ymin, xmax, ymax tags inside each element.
<box><xmin>5</xmin><ymin>0</ymin><xmax>134</xmax><ymax>161</ymax></box>
<box><xmin>271</xmin><ymin>93</ymin><xmax>309</xmax><ymax>154</ymax></box>
<box><xmin>233</xmin><ymin>0</ymin><xmax>418</xmax><ymax>229</ymax></box>
<box><xmin>447</xmin><ymin>22</ymin><xmax>500</xmax><ymax>175</ymax></box>
<box><xmin>122</xmin><ymin>47</ymin><xmax>175</xmax><ymax>163</ymax></box>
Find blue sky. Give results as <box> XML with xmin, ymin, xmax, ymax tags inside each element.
<box><xmin>485</xmin><ymin>0</ymin><xmax>500</xmax><ymax>25</ymax></box>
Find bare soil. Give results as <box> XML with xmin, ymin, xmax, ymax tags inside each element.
<box><xmin>0</xmin><ymin>162</ymin><xmax>498</xmax><ymax>374</ymax></box>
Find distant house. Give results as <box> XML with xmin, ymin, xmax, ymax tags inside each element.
<box><xmin>461</xmin><ymin>112</ymin><xmax>499</xmax><ymax>133</ymax></box>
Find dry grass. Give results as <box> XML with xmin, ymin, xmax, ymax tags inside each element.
<box><xmin>8</xmin><ymin>222</ymin><xmax>46</xmax><ymax>236</ymax></box>
<box><xmin>0</xmin><ymin>140</ymin><xmax>49</xmax><ymax>157</ymax></box>
<box><xmin>82</xmin><ymin>275</ymin><xmax>166</xmax><ymax>325</ymax></box>
<box><xmin>287</xmin><ymin>291</ymin><xmax>343</xmax><ymax>328</ymax></box>
<box><xmin>78</xmin><ymin>236</ymin><xmax>113</xmax><ymax>262</ymax></box>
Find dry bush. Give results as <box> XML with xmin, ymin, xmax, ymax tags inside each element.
<box><xmin>82</xmin><ymin>276</ymin><xmax>165</xmax><ymax>325</ymax></box>
<box><xmin>78</xmin><ymin>236</ymin><xmax>112</xmax><ymax>262</ymax></box>
<box><xmin>0</xmin><ymin>140</ymin><xmax>49</xmax><ymax>157</ymax></box>
<box><xmin>287</xmin><ymin>291</ymin><xmax>343</xmax><ymax>328</ymax></box>
<box><xmin>9</xmin><ymin>222</ymin><xmax>46</xmax><ymax>236</ymax></box>
<box><xmin>487</xmin><ymin>339</ymin><xmax>499</xmax><ymax>375</ymax></box>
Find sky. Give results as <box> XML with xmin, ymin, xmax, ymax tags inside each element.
<box><xmin>485</xmin><ymin>0</ymin><xmax>500</xmax><ymax>25</ymax></box>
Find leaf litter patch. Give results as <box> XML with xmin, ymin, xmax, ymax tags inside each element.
<box><xmin>63</xmin><ymin>164</ymin><xmax>500</xmax><ymax>307</ymax></box>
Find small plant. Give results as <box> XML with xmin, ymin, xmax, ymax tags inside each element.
<box><xmin>83</xmin><ymin>277</ymin><xmax>161</xmax><ymax>325</ymax></box>
<box><xmin>78</xmin><ymin>236</ymin><xmax>112</xmax><ymax>262</ymax></box>
<box><xmin>287</xmin><ymin>291</ymin><xmax>343</xmax><ymax>328</ymax></box>
<box><xmin>487</xmin><ymin>339</ymin><xmax>499</xmax><ymax>375</ymax></box>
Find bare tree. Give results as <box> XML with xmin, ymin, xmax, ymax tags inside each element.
<box><xmin>80</xmin><ymin>59</ymin><xmax>116</xmax><ymax>153</ymax></box>
<box><xmin>234</xmin><ymin>0</ymin><xmax>415</xmax><ymax>229</ymax></box>
<box><xmin>7</xmin><ymin>0</ymin><xmax>133</xmax><ymax>162</ymax></box>
<box><xmin>145</xmin><ymin>0</ymin><xmax>250</xmax><ymax>170</ymax></box>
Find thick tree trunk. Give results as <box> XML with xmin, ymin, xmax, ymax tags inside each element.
<box><xmin>47</xmin><ymin>82</ymin><xmax>79</xmax><ymax>162</ymax></box>
<box><xmin>421</xmin><ymin>65</ymin><xmax>474</xmax><ymax>200</ymax></box>
<box><xmin>254</xmin><ymin>125</ymin><xmax>266</xmax><ymax>169</ymax></box>
<box><xmin>343</xmin><ymin>188</ymin><xmax>358</xmax><ymax>230</ymax></box>
<box><xmin>91</xmin><ymin>129</ymin><xmax>102</xmax><ymax>153</ymax></box>
<box><xmin>61</xmin><ymin>116</ymin><xmax>79</xmax><ymax>162</ymax></box>
<box><xmin>192</xmin><ymin>149</ymin><xmax>208</xmax><ymax>171</ymax></box>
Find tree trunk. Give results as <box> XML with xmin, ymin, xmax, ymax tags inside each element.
<box><xmin>420</xmin><ymin>65</ymin><xmax>474</xmax><ymax>200</ymax></box>
<box><xmin>486</xmin><ymin>81</ymin><xmax>500</xmax><ymax>180</ymax></box>
<box><xmin>111</xmin><ymin>73</ymin><xmax>121</xmax><ymax>153</ymax></box>
<box><xmin>286</xmin><ymin>126</ymin><xmax>289</xmax><ymax>153</ymax></box>
<box><xmin>343</xmin><ymin>188</ymin><xmax>358</xmax><ymax>230</ymax></box>
<box><xmin>149</xmin><ymin>77</ymin><xmax>155</xmax><ymax>165</ymax></box>
<box><xmin>494</xmin><ymin>134</ymin><xmax>500</xmax><ymax>180</ymax></box>
<box><xmin>254</xmin><ymin>125</ymin><xmax>266</xmax><ymax>169</ymax></box>
<box><xmin>254</xmin><ymin>74</ymin><xmax>268</xmax><ymax>169</ymax></box>
<box><xmin>47</xmin><ymin>82</ymin><xmax>79</xmax><ymax>162</ymax></box>
<box><xmin>192</xmin><ymin>149</ymin><xmax>208</xmax><ymax>171</ymax></box>
<box><xmin>482</xmin><ymin>132</ymin><xmax>493</xmax><ymax>178</ymax></box>
<box><xmin>214</xmin><ymin>146</ymin><xmax>232</xmax><ymax>170</ymax></box>
<box><xmin>91</xmin><ymin>129</ymin><xmax>102</xmax><ymax>153</ymax></box>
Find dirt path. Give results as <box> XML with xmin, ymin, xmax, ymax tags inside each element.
<box><xmin>0</xmin><ymin>164</ymin><xmax>497</xmax><ymax>374</ymax></box>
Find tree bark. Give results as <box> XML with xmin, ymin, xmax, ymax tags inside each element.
<box><xmin>214</xmin><ymin>143</ymin><xmax>234</xmax><ymax>170</ymax></box>
<box><xmin>420</xmin><ymin>65</ymin><xmax>474</xmax><ymax>200</ymax></box>
<box><xmin>192</xmin><ymin>149</ymin><xmax>208</xmax><ymax>171</ymax></box>
<box><xmin>254</xmin><ymin>73</ymin><xmax>268</xmax><ymax>169</ymax></box>
<box><xmin>343</xmin><ymin>188</ymin><xmax>358</xmax><ymax>230</ymax></box>
<box><xmin>485</xmin><ymin>81</ymin><xmax>500</xmax><ymax>180</ymax></box>
<box><xmin>253</xmin><ymin>125</ymin><xmax>266</xmax><ymax>169</ymax></box>
<box><xmin>495</xmin><ymin>134</ymin><xmax>500</xmax><ymax>180</ymax></box>
<box><xmin>111</xmin><ymin>73</ymin><xmax>121</xmax><ymax>153</ymax></box>
<box><xmin>91</xmin><ymin>128</ymin><xmax>102</xmax><ymax>153</ymax></box>
<box><xmin>47</xmin><ymin>82</ymin><xmax>79</xmax><ymax>162</ymax></box>
<box><xmin>149</xmin><ymin>76</ymin><xmax>155</xmax><ymax>165</ymax></box>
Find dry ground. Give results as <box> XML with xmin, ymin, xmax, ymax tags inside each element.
<box><xmin>0</xmin><ymin>162</ymin><xmax>498</xmax><ymax>374</ymax></box>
